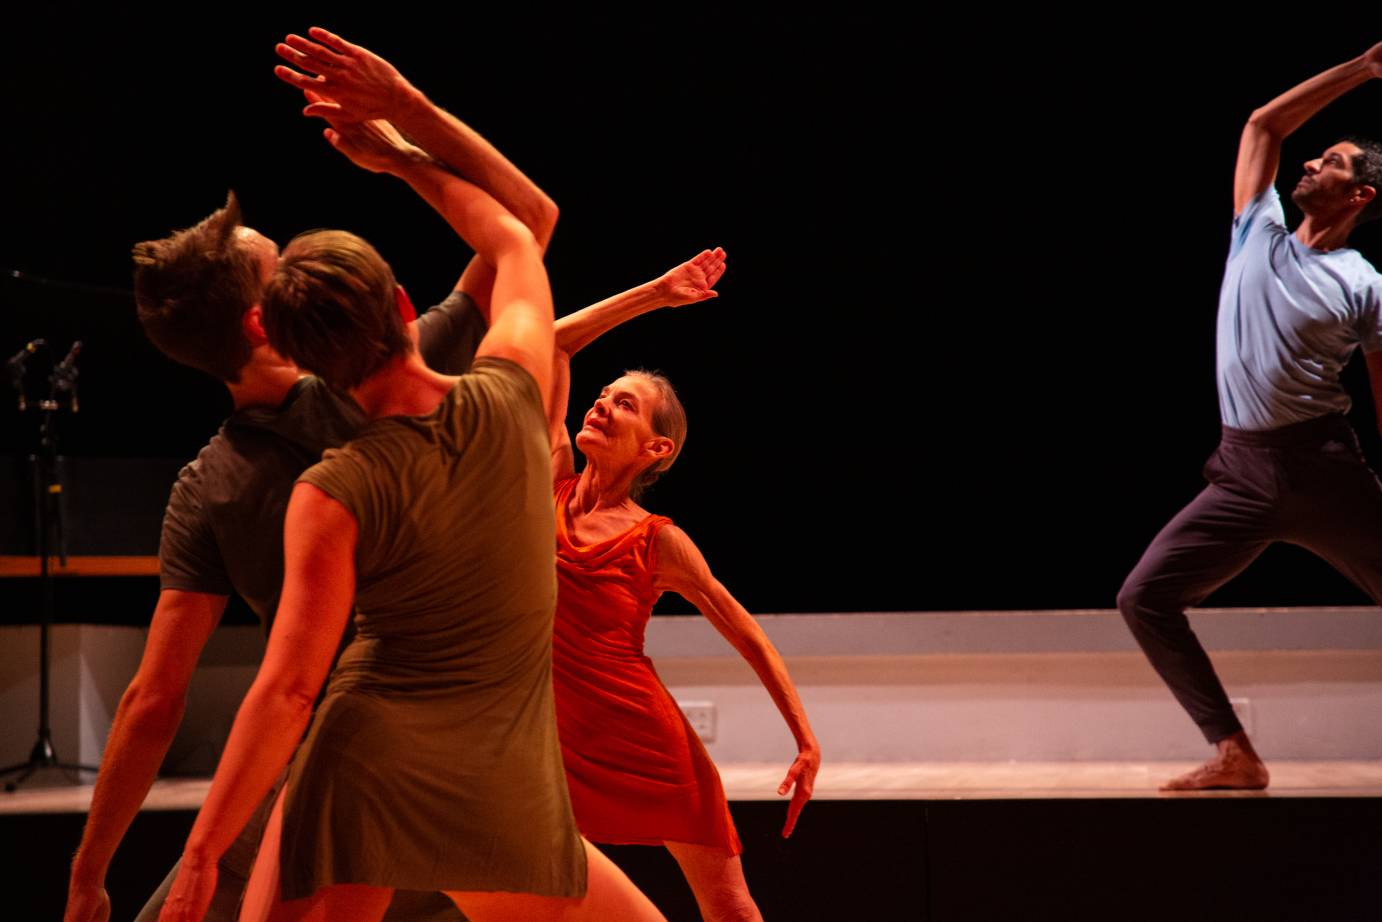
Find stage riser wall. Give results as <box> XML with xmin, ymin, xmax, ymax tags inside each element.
<box><xmin>6</xmin><ymin>799</ymin><xmax>1380</xmax><ymax>922</ymax></box>
<box><xmin>7</xmin><ymin>617</ymin><xmax>1382</xmax><ymax>770</ymax></box>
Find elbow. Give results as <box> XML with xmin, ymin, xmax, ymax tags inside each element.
<box><xmin>244</xmin><ymin>669</ymin><xmax>322</xmax><ymax>728</ymax></box>
<box><xmin>1245</xmin><ymin>108</ymin><xmax>1285</xmax><ymax>140</ymax></box>
<box><xmin>492</xmin><ymin>215</ymin><xmax>544</xmax><ymax>266</ymax></box>
<box><xmin>120</xmin><ymin>681</ymin><xmax>187</xmax><ymax>737</ymax></box>
<box><xmin>266</xmin><ymin>681</ymin><xmax>321</xmax><ymax>723</ymax></box>
<box><xmin>533</xmin><ymin>197</ymin><xmax>559</xmax><ymax>250</ymax></box>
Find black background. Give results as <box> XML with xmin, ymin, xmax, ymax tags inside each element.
<box><xmin>5</xmin><ymin>12</ymin><xmax>1382</xmax><ymax>616</ymax></box>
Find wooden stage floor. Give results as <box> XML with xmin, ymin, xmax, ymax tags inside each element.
<box><xmin>7</xmin><ymin>760</ymin><xmax>1382</xmax><ymax>815</ymax></box>
<box><xmin>9</xmin><ymin>762</ymin><xmax>1382</xmax><ymax>921</ymax></box>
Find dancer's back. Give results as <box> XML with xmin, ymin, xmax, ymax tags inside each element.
<box><xmin>280</xmin><ymin>357</ymin><xmax>584</xmax><ymax>900</ymax></box>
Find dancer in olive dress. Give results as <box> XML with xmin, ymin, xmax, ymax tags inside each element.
<box><xmin>159</xmin><ymin>64</ymin><xmax>663</xmax><ymax>922</ymax></box>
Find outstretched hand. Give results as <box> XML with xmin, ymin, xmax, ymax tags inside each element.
<box><xmin>654</xmin><ymin>247</ymin><xmax>727</xmax><ymax>307</ymax></box>
<box><xmin>274</xmin><ymin>26</ymin><xmax>413</xmax><ymax>122</ymax></box>
<box><xmin>778</xmin><ymin>746</ymin><xmax>820</xmax><ymax>837</ymax></box>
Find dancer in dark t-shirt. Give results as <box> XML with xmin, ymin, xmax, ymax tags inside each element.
<box><xmin>64</xmin><ymin>28</ymin><xmax>555</xmax><ymax>922</ymax></box>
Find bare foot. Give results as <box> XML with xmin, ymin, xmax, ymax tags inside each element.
<box><xmin>1160</xmin><ymin>732</ymin><xmax>1270</xmax><ymax>791</ymax></box>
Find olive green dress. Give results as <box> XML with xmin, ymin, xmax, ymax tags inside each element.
<box><xmin>278</xmin><ymin>358</ymin><xmax>586</xmax><ymax>901</ymax></box>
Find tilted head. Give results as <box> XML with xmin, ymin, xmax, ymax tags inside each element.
<box><xmin>575</xmin><ymin>370</ymin><xmax>687</xmax><ymax>501</ymax></box>
<box><xmin>131</xmin><ymin>192</ymin><xmax>278</xmax><ymax>382</ymax></box>
<box><xmin>1292</xmin><ymin>138</ymin><xmax>1382</xmax><ymax>226</ymax></box>
<box><xmin>261</xmin><ymin>229</ymin><xmax>411</xmax><ymax>392</ymax></box>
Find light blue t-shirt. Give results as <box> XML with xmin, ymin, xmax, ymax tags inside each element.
<box><xmin>1216</xmin><ymin>185</ymin><xmax>1382</xmax><ymax>430</ymax></box>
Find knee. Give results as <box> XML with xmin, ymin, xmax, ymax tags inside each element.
<box><xmin>1115</xmin><ymin>575</ymin><xmax>1145</xmax><ymax>620</ymax></box>
<box><xmin>1116</xmin><ymin>571</ymin><xmax>1165</xmax><ymax>626</ymax></box>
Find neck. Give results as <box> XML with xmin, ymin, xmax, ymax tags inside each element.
<box><xmin>572</xmin><ymin>460</ymin><xmax>643</xmax><ymax>515</ymax></box>
<box><xmin>349</xmin><ymin>352</ymin><xmax>455</xmax><ymax>420</ymax></box>
<box><xmin>225</xmin><ymin>348</ymin><xmax>304</xmax><ymax>409</ymax></box>
<box><xmin>1295</xmin><ymin>212</ymin><xmax>1357</xmax><ymax>252</ymax></box>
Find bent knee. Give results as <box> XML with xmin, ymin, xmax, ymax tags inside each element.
<box><xmin>1115</xmin><ymin>577</ymin><xmax>1144</xmax><ymax>618</ymax></box>
<box><xmin>1117</xmin><ymin>570</ymin><xmax>1193</xmax><ymax>626</ymax></box>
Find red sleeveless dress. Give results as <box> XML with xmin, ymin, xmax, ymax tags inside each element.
<box><xmin>552</xmin><ymin>477</ymin><xmax>742</xmax><ymax>853</ymax></box>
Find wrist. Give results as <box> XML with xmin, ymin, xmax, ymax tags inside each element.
<box><xmin>391</xmin><ymin>82</ymin><xmax>433</xmax><ymax>130</ymax></box>
<box><xmin>69</xmin><ymin>857</ymin><xmax>106</xmax><ymax>889</ymax></box>
<box><xmin>647</xmin><ymin>277</ymin><xmax>681</xmax><ymax>307</ymax></box>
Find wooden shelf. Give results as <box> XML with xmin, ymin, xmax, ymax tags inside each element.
<box><xmin>0</xmin><ymin>555</ymin><xmax>159</xmax><ymax>578</ymax></box>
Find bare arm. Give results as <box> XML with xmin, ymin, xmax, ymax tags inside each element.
<box><xmin>551</xmin><ymin>348</ymin><xmax>576</xmax><ymax>481</ymax></box>
<box><xmin>274</xmin><ymin>26</ymin><xmax>557</xmax><ymax>315</ymax></box>
<box><xmin>320</xmin><ymin>120</ymin><xmax>554</xmax><ymax>406</ymax></box>
<box><xmin>652</xmin><ymin>524</ymin><xmax>820</xmax><ymax>837</ymax></box>
<box><xmin>547</xmin><ymin>248</ymin><xmax>727</xmax><ymax>480</ymax></box>
<box><xmin>554</xmin><ymin>248</ymin><xmax>726</xmax><ymax>355</ymax></box>
<box><xmin>1234</xmin><ymin>43</ymin><xmax>1382</xmax><ymax>214</ymax></box>
<box><xmin>64</xmin><ymin>590</ymin><xmax>227</xmax><ymax>922</ymax></box>
<box><xmin>160</xmin><ymin>485</ymin><xmax>356</xmax><ymax>922</ymax></box>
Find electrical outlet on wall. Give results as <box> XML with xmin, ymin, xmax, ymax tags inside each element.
<box><xmin>678</xmin><ymin>700</ymin><xmax>717</xmax><ymax>743</ymax></box>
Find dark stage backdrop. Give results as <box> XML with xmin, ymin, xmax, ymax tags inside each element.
<box><xmin>4</xmin><ymin>13</ymin><xmax>1382</xmax><ymax>616</ymax></box>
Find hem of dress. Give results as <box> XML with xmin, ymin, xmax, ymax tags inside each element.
<box><xmin>280</xmin><ymin>877</ymin><xmax>588</xmax><ymax>903</ymax></box>
<box><xmin>582</xmin><ymin>830</ymin><xmax>743</xmax><ymax>856</ymax></box>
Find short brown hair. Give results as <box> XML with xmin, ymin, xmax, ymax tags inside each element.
<box><xmin>131</xmin><ymin>192</ymin><xmax>260</xmax><ymax>382</ymax></box>
<box><xmin>627</xmin><ymin>369</ymin><xmax>687</xmax><ymax>501</ymax></box>
<box><xmin>262</xmin><ymin>230</ymin><xmax>409</xmax><ymax>391</ymax></box>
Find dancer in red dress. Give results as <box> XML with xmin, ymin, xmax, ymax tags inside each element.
<box><xmin>545</xmin><ymin>249</ymin><xmax>820</xmax><ymax>922</ymax></box>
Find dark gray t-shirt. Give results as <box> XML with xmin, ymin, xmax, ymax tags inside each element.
<box><xmin>158</xmin><ymin>291</ymin><xmax>486</xmax><ymax>629</ymax></box>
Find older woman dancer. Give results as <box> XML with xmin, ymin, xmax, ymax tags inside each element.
<box><xmin>545</xmin><ymin>256</ymin><xmax>821</xmax><ymax>922</ymax></box>
<box><xmin>158</xmin><ymin>112</ymin><xmax>663</xmax><ymax>920</ymax></box>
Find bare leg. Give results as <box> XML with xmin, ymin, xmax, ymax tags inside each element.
<box><xmin>238</xmin><ymin>788</ymin><xmax>392</xmax><ymax>922</ymax></box>
<box><xmin>665</xmin><ymin>841</ymin><xmax>761</xmax><ymax>922</ymax></box>
<box><xmin>447</xmin><ymin>838</ymin><xmax>664</xmax><ymax>921</ymax></box>
<box><xmin>1161</xmin><ymin>731</ymin><xmax>1270</xmax><ymax>791</ymax></box>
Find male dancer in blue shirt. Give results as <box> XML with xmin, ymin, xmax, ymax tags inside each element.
<box><xmin>1118</xmin><ymin>41</ymin><xmax>1382</xmax><ymax>790</ymax></box>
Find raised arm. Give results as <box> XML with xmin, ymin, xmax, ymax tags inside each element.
<box><xmin>274</xmin><ymin>26</ymin><xmax>557</xmax><ymax>314</ymax></box>
<box><xmin>160</xmin><ymin>486</ymin><xmax>356</xmax><ymax>922</ymax></box>
<box><xmin>548</xmin><ymin>249</ymin><xmax>727</xmax><ymax>480</ymax></box>
<box><xmin>319</xmin><ymin>119</ymin><xmax>554</xmax><ymax>406</ymax></box>
<box><xmin>1234</xmin><ymin>42</ymin><xmax>1382</xmax><ymax>214</ymax></box>
<box><xmin>64</xmin><ymin>591</ymin><xmax>226</xmax><ymax>922</ymax></box>
<box><xmin>652</xmin><ymin>525</ymin><xmax>820</xmax><ymax>837</ymax></box>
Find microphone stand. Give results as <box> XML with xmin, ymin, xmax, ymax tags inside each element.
<box><xmin>1</xmin><ymin>340</ymin><xmax>100</xmax><ymax>790</ymax></box>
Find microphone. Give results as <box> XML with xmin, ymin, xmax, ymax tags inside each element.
<box><xmin>52</xmin><ymin>340</ymin><xmax>82</xmax><ymax>413</ymax></box>
<box><xmin>54</xmin><ymin>340</ymin><xmax>81</xmax><ymax>373</ymax></box>
<box><xmin>7</xmin><ymin>338</ymin><xmax>44</xmax><ymax>368</ymax></box>
<box><xmin>7</xmin><ymin>339</ymin><xmax>44</xmax><ymax>411</ymax></box>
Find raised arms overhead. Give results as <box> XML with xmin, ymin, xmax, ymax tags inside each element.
<box><xmin>1233</xmin><ymin>42</ymin><xmax>1382</xmax><ymax>214</ymax></box>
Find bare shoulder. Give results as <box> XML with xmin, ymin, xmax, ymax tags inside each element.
<box><xmin>286</xmin><ymin>482</ymin><xmax>359</xmax><ymax>548</ymax></box>
<box><xmin>289</xmin><ymin>480</ymin><xmax>352</xmax><ymax>519</ymax></box>
<box><xmin>652</xmin><ymin>523</ymin><xmax>712</xmax><ymax>592</ymax></box>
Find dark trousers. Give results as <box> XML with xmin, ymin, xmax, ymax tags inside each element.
<box><xmin>1117</xmin><ymin>414</ymin><xmax>1382</xmax><ymax>743</ymax></box>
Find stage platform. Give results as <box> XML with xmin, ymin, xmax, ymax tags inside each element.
<box><xmin>7</xmin><ymin>762</ymin><xmax>1382</xmax><ymax>921</ymax></box>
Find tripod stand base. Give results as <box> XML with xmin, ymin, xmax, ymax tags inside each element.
<box><xmin>0</xmin><ymin>733</ymin><xmax>99</xmax><ymax>792</ymax></box>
